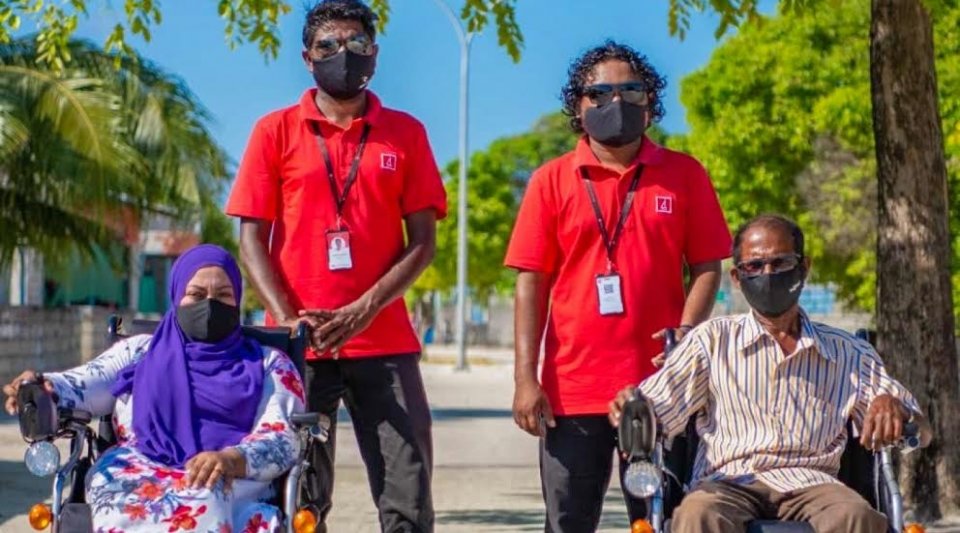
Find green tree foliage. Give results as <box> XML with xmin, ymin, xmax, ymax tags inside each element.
<box><xmin>0</xmin><ymin>0</ymin><xmax>523</xmax><ymax>69</ymax></box>
<box><xmin>0</xmin><ymin>37</ymin><xmax>233</xmax><ymax>266</ymax></box>
<box><xmin>671</xmin><ymin>1</ymin><xmax>960</xmax><ymax>314</ymax></box>
<box><xmin>413</xmin><ymin>112</ymin><xmax>576</xmax><ymax>299</ymax></box>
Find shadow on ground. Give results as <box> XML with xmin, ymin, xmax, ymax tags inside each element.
<box><xmin>435</xmin><ymin>507</ymin><xmax>631</xmax><ymax>531</ymax></box>
<box><xmin>435</xmin><ymin>489</ymin><xmax>632</xmax><ymax>531</ymax></box>
<box><xmin>338</xmin><ymin>407</ymin><xmax>512</xmax><ymax>423</ymax></box>
<box><xmin>436</xmin><ymin>509</ymin><xmax>544</xmax><ymax>530</ymax></box>
<box><xmin>0</xmin><ymin>459</ymin><xmax>51</xmax><ymax>531</ymax></box>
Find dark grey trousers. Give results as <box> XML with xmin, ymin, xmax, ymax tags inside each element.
<box><xmin>540</xmin><ymin>415</ymin><xmax>648</xmax><ymax>533</ymax></box>
<box><xmin>303</xmin><ymin>354</ymin><xmax>434</xmax><ymax>533</ymax></box>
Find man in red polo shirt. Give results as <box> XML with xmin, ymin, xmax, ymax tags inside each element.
<box><xmin>505</xmin><ymin>41</ymin><xmax>732</xmax><ymax>532</ymax></box>
<box><xmin>225</xmin><ymin>1</ymin><xmax>445</xmax><ymax>531</ymax></box>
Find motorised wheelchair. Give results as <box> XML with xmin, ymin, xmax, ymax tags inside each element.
<box><xmin>16</xmin><ymin>315</ymin><xmax>330</xmax><ymax>533</ymax></box>
<box><xmin>617</xmin><ymin>329</ymin><xmax>925</xmax><ymax>533</ymax></box>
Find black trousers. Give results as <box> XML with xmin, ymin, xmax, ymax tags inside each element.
<box><xmin>303</xmin><ymin>354</ymin><xmax>434</xmax><ymax>533</ymax></box>
<box><xmin>540</xmin><ymin>415</ymin><xmax>648</xmax><ymax>533</ymax></box>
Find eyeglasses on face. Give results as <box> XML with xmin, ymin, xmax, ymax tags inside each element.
<box><xmin>583</xmin><ymin>82</ymin><xmax>649</xmax><ymax>107</ymax></box>
<box><xmin>736</xmin><ymin>253</ymin><xmax>803</xmax><ymax>278</ymax></box>
<box><xmin>311</xmin><ymin>33</ymin><xmax>374</xmax><ymax>59</ymax></box>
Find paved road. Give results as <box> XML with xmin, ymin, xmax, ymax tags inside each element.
<box><xmin>1</xmin><ymin>361</ymin><xmax>958</xmax><ymax>532</ymax></box>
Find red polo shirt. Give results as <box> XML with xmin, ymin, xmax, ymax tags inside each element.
<box><xmin>226</xmin><ymin>89</ymin><xmax>447</xmax><ymax>359</ymax></box>
<box><xmin>504</xmin><ymin>136</ymin><xmax>731</xmax><ymax>415</ymax></box>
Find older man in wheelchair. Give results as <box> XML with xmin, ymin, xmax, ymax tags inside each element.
<box><xmin>3</xmin><ymin>245</ymin><xmax>329</xmax><ymax>533</ymax></box>
<box><xmin>609</xmin><ymin>215</ymin><xmax>933</xmax><ymax>533</ymax></box>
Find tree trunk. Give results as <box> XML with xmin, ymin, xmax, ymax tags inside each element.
<box><xmin>871</xmin><ymin>0</ymin><xmax>960</xmax><ymax>520</ymax></box>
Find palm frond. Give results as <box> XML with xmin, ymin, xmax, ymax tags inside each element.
<box><xmin>0</xmin><ymin>36</ymin><xmax>235</xmax><ymax>264</ymax></box>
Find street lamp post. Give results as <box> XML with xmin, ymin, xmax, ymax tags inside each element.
<box><xmin>431</xmin><ymin>0</ymin><xmax>473</xmax><ymax>371</ymax></box>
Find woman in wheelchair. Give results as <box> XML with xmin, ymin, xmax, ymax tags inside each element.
<box><xmin>3</xmin><ymin>244</ymin><xmax>306</xmax><ymax>532</ymax></box>
<box><xmin>609</xmin><ymin>215</ymin><xmax>933</xmax><ymax>533</ymax></box>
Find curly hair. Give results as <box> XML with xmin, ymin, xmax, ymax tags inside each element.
<box><xmin>561</xmin><ymin>40</ymin><xmax>667</xmax><ymax>133</ymax></box>
<box><xmin>302</xmin><ymin>0</ymin><xmax>378</xmax><ymax>48</ymax></box>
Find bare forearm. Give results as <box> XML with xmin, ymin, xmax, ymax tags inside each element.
<box><xmin>365</xmin><ymin>241</ymin><xmax>434</xmax><ymax>311</ymax></box>
<box><xmin>515</xmin><ymin>271</ymin><xmax>550</xmax><ymax>385</ymax></box>
<box><xmin>221</xmin><ymin>447</ymin><xmax>247</xmax><ymax>478</ymax></box>
<box><xmin>239</xmin><ymin>219</ymin><xmax>298</xmax><ymax>323</ymax></box>
<box><xmin>364</xmin><ymin>209</ymin><xmax>437</xmax><ymax>311</ymax></box>
<box><xmin>681</xmin><ymin>260</ymin><xmax>723</xmax><ymax>327</ymax></box>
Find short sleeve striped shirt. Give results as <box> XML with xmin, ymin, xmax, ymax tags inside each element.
<box><xmin>638</xmin><ymin>309</ymin><xmax>922</xmax><ymax>493</ymax></box>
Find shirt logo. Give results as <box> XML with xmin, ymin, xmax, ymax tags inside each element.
<box><xmin>655</xmin><ymin>195</ymin><xmax>674</xmax><ymax>214</ymax></box>
<box><xmin>381</xmin><ymin>152</ymin><xmax>397</xmax><ymax>171</ymax></box>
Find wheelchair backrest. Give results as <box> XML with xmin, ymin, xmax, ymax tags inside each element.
<box><xmin>99</xmin><ymin>315</ymin><xmax>308</xmax><ymax>454</ymax></box>
<box><xmin>106</xmin><ymin>314</ymin><xmax>309</xmax><ymax>378</ymax></box>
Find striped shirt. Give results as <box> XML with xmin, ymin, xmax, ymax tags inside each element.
<box><xmin>639</xmin><ymin>309</ymin><xmax>922</xmax><ymax>493</ymax></box>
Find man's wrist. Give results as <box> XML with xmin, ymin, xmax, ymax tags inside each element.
<box><xmin>901</xmin><ymin>404</ymin><xmax>915</xmax><ymax>423</ymax></box>
<box><xmin>514</xmin><ymin>364</ymin><xmax>539</xmax><ymax>386</ymax></box>
<box><xmin>363</xmin><ymin>285</ymin><xmax>387</xmax><ymax>313</ymax></box>
<box><xmin>271</xmin><ymin>306</ymin><xmax>299</xmax><ymax>324</ymax></box>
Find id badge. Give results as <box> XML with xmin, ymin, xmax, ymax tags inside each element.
<box><xmin>326</xmin><ymin>230</ymin><xmax>353</xmax><ymax>271</ymax></box>
<box><xmin>596</xmin><ymin>273</ymin><xmax>624</xmax><ymax>316</ymax></box>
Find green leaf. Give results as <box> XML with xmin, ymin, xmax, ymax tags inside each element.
<box><xmin>0</xmin><ymin>37</ymin><xmax>234</xmax><ymax>265</ymax></box>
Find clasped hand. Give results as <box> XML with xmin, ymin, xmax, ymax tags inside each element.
<box><xmin>295</xmin><ymin>295</ymin><xmax>378</xmax><ymax>357</ymax></box>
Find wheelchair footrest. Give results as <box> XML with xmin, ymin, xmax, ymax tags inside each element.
<box><xmin>57</xmin><ymin>503</ymin><xmax>93</xmax><ymax>533</ymax></box>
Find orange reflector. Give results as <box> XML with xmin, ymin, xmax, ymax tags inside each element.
<box><xmin>631</xmin><ymin>519</ymin><xmax>654</xmax><ymax>533</ymax></box>
<box><xmin>293</xmin><ymin>508</ymin><xmax>317</xmax><ymax>533</ymax></box>
<box><xmin>904</xmin><ymin>524</ymin><xmax>925</xmax><ymax>533</ymax></box>
<box><xmin>28</xmin><ymin>504</ymin><xmax>52</xmax><ymax>531</ymax></box>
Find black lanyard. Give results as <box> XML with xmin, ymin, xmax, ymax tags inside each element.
<box><xmin>580</xmin><ymin>165</ymin><xmax>644</xmax><ymax>270</ymax></box>
<box><xmin>311</xmin><ymin>122</ymin><xmax>372</xmax><ymax>222</ymax></box>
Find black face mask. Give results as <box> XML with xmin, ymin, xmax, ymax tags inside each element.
<box><xmin>582</xmin><ymin>100</ymin><xmax>647</xmax><ymax>147</ymax></box>
<box><xmin>739</xmin><ymin>266</ymin><xmax>806</xmax><ymax>318</ymax></box>
<box><xmin>311</xmin><ymin>50</ymin><xmax>375</xmax><ymax>100</ymax></box>
<box><xmin>176</xmin><ymin>299</ymin><xmax>240</xmax><ymax>343</ymax></box>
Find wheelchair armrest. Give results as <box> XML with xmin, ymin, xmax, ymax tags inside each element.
<box><xmin>291</xmin><ymin>413</ymin><xmax>322</xmax><ymax>427</ymax></box>
<box><xmin>292</xmin><ymin>412</ymin><xmax>331</xmax><ymax>445</ymax></box>
<box><xmin>60</xmin><ymin>408</ymin><xmax>93</xmax><ymax>425</ymax></box>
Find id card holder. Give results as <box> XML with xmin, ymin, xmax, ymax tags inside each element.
<box><xmin>326</xmin><ymin>229</ymin><xmax>353</xmax><ymax>271</ymax></box>
<box><xmin>596</xmin><ymin>273</ymin><xmax>624</xmax><ymax>316</ymax></box>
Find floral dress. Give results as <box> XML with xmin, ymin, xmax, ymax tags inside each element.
<box><xmin>45</xmin><ymin>335</ymin><xmax>307</xmax><ymax>533</ymax></box>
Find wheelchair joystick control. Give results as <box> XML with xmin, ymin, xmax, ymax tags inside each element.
<box><xmin>17</xmin><ymin>381</ymin><xmax>58</xmax><ymax>443</ymax></box>
<box><xmin>899</xmin><ymin>422</ymin><xmax>921</xmax><ymax>451</ymax></box>
<box><xmin>664</xmin><ymin>328</ymin><xmax>677</xmax><ymax>355</ymax></box>
<box><xmin>618</xmin><ymin>392</ymin><xmax>660</xmax><ymax>498</ymax></box>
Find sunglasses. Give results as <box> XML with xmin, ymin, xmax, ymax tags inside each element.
<box><xmin>736</xmin><ymin>253</ymin><xmax>803</xmax><ymax>278</ymax></box>
<box><xmin>583</xmin><ymin>83</ymin><xmax>649</xmax><ymax>107</ymax></box>
<box><xmin>311</xmin><ymin>33</ymin><xmax>374</xmax><ymax>59</ymax></box>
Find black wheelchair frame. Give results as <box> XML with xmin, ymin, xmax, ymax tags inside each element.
<box><xmin>619</xmin><ymin>329</ymin><xmax>920</xmax><ymax>533</ymax></box>
<box><xmin>18</xmin><ymin>315</ymin><xmax>328</xmax><ymax>532</ymax></box>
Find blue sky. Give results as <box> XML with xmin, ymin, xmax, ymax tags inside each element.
<box><xmin>66</xmin><ymin>1</ymin><xmax>756</xmax><ymax>172</ymax></box>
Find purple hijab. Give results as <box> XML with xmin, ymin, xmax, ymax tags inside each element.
<box><xmin>111</xmin><ymin>244</ymin><xmax>264</xmax><ymax>468</ymax></box>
